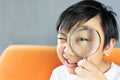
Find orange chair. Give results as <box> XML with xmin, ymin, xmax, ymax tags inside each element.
<box><xmin>0</xmin><ymin>45</ymin><xmax>120</xmax><ymax>80</ymax></box>
<box><xmin>0</xmin><ymin>45</ymin><xmax>61</xmax><ymax>80</ymax></box>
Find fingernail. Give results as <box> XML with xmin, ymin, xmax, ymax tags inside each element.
<box><xmin>77</xmin><ymin>59</ymin><xmax>85</xmax><ymax>66</ymax></box>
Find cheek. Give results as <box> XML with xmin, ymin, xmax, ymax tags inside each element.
<box><xmin>89</xmin><ymin>32</ymin><xmax>105</xmax><ymax>65</ymax></box>
<box><xmin>56</xmin><ymin>44</ymin><xmax>62</xmax><ymax>56</ymax></box>
<box><xmin>57</xmin><ymin>40</ymin><xmax>65</xmax><ymax>55</ymax></box>
<box><xmin>88</xmin><ymin>51</ymin><xmax>104</xmax><ymax>65</ymax></box>
<box><xmin>56</xmin><ymin>44</ymin><xmax>65</xmax><ymax>64</ymax></box>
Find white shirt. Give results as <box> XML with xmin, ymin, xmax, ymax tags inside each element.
<box><xmin>50</xmin><ymin>63</ymin><xmax>120</xmax><ymax>80</ymax></box>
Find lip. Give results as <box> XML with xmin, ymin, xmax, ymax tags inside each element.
<box><xmin>64</xmin><ymin>57</ymin><xmax>78</xmax><ymax>68</ymax></box>
<box><xmin>66</xmin><ymin>60</ymin><xmax>78</xmax><ymax>68</ymax></box>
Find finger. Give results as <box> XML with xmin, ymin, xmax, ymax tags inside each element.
<box><xmin>75</xmin><ymin>67</ymin><xmax>89</xmax><ymax>78</ymax></box>
<box><xmin>77</xmin><ymin>58</ymin><xmax>99</xmax><ymax>72</ymax></box>
<box><xmin>75</xmin><ymin>66</ymin><xmax>106</xmax><ymax>80</ymax></box>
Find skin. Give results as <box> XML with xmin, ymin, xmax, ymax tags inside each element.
<box><xmin>56</xmin><ymin>15</ymin><xmax>115</xmax><ymax>80</ymax></box>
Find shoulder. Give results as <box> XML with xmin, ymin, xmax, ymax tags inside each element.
<box><xmin>105</xmin><ymin>63</ymin><xmax>120</xmax><ymax>80</ymax></box>
<box><xmin>50</xmin><ymin>65</ymin><xmax>78</xmax><ymax>80</ymax></box>
<box><xmin>52</xmin><ymin>65</ymin><xmax>66</xmax><ymax>73</ymax></box>
<box><xmin>50</xmin><ymin>65</ymin><xmax>66</xmax><ymax>80</ymax></box>
<box><xmin>51</xmin><ymin>65</ymin><xmax>67</xmax><ymax>77</ymax></box>
<box><xmin>110</xmin><ymin>63</ymin><xmax>120</xmax><ymax>72</ymax></box>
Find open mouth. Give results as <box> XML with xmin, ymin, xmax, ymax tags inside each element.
<box><xmin>63</xmin><ymin>53</ymin><xmax>83</xmax><ymax>68</ymax></box>
<box><xmin>66</xmin><ymin>60</ymin><xmax>78</xmax><ymax>68</ymax></box>
<box><xmin>63</xmin><ymin>56</ymin><xmax>78</xmax><ymax>68</ymax></box>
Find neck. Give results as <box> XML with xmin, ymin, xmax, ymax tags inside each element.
<box><xmin>98</xmin><ymin>60</ymin><xmax>111</xmax><ymax>73</ymax></box>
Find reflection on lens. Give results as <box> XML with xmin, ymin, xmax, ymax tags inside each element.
<box><xmin>69</xmin><ymin>26</ymin><xmax>100</xmax><ymax>58</ymax></box>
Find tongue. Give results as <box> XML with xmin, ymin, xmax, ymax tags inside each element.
<box><xmin>68</xmin><ymin>63</ymin><xmax>77</xmax><ymax>68</ymax></box>
<box><xmin>66</xmin><ymin>61</ymin><xmax>77</xmax><ymax>68</ymax></box>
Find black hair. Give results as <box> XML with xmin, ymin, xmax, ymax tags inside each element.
<box><xmin>56</xmin><ymin>0</ymin><xmax>119</xmax><ymax>49</ymax></box>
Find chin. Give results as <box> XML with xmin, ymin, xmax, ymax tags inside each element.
<box><xmin>66</xmin><ymin>66</ymin><xmax>76</xmax><ymax>74</ymax></box>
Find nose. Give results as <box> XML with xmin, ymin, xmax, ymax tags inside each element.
<box><xmin>63</xmin><ymin>48</ymin><xmax>83</xmax><ymax>63</ymax></box>
<box><xmin>63</xmin><ymin>42</ymin><xmax>74</xmax><ymax>56</ymax></box>
<box><xmin>63</xmin><ymin>42</ymin><xmax>83</xmax><ymax>62</ymax></box>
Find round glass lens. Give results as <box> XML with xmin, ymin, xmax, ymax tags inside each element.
<box><xmin>69</xmin><ymin>26</ymin><xmax>101</xmax><ymax>58</ymax></box>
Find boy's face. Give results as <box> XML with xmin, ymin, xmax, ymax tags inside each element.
<box><xmin>56</xmin><ymin>15</ymin><xmax>105</xmax><ymax>74</ymax></box>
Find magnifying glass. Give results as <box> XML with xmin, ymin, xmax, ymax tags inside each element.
<box><xmin>69</xmin><ymin>26</ymin><xmax>101</xmax><ymax>58</ymax></box>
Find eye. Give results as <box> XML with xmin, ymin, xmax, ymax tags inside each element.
<box><xmin>57</xmin><ymin>33</ymin><xmax>67</xmax><ymax>42</ymax></box>
<box><xmin>57</xmin><ymin>37</ymin><xmax>66</xmax><ymax>44</ymax></box>
<box><xmin>76</xmin><ymin>38</ymin><xmax>89</xmax><ymax>42</ymax></box>
<box><xmin>58</xmin><ymin>37</ymin><xmax>67</xmax><ymax>41</ymax></box>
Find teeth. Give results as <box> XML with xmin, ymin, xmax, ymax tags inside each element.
<box><xmin>68</xmin><ymin>60</ymin><xmax>72</xmax><ymax>63</ymax></box>
<box><xmin>63</xmin><ymin>54</ymin><xmax>77</xmax><ymax>64</ymax></box>
<box><xmin>68</xmin><ymin>60</ymin><xmax>76</xmax><ymax>64</ymax></box>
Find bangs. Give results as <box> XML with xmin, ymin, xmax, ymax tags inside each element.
<box><xmin>56</xmin><ymin>2</ymin><xmax>100</xmax><ymax>33</ymax></box>
<box><xmin>56</xmin><ymin>12</ymin><xmax>96</xmax><ymax>33</ymax></box>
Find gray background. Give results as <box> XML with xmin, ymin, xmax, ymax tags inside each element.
<box><xmin>0</xmin><ymin>0</ymin><xmax>120</xmax><ymax>55</ymax></box>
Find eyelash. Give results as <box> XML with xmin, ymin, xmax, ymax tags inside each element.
<box><xmin>77</xmin><ymin>38</ymin><xmax>89</xmax><ymax>42</ymax></box>
<box><xmin>58</xmin><ymin>37</ymin><xmax>66</xmax><ymax>40</ymax></box>
<box><xmin>58</xmin><ymin>36</ymin><xmax>67</xmax><ymax>42</ymax></box>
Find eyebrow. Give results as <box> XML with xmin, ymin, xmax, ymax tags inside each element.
<box><xmin>76</xmin><ymin>28</ymin><xmax>88</xmax><ymax>32</ymax></box>
<box><xmin>58</xmin><ymin>31</ymin><xmax>67</xmax><ymax>37</ymax></box>
<box><xmin>75</xmin><ymin>25</ymin><xmax>93</xmax><ymax>32</ymax></box>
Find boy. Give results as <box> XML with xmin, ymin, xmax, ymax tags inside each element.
<box><xmin>50</xmin><ymin>0</ymin><xmax>120</xmax><ymax>80</ymax></box>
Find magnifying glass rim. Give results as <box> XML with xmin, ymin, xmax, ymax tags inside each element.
<box><xmin>69</xmin><ymin>26</ymin><xmax>101</xmax><ymax>57</ymax></box>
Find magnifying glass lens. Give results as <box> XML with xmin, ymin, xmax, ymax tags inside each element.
<box><xmin>69</xmin><ymin>26</ymin><xmax>100</xmax><ymax>57</ymax></box>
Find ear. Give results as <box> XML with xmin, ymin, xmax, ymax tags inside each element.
<box><xmin>103</xmin><ymin>39</ymin><xmax>116</xmax><ymax>56</ymax></box>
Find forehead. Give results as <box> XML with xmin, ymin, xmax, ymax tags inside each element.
<box><xmin>70</xmin><ymin>15</ymin><xmax>102</xmax><ymax>33</ymax></box>
<box><xmin>59</xmin><ymin>15</ymin><xmax>104</xmax><ymax>37</ymax></box>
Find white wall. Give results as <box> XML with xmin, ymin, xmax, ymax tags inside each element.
<box><xmin>0</xmin><ymin>0</ymin><xmax>120</xmax><ymax>54</ymax></box>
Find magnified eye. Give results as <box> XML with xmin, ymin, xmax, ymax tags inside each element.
<box><xmin>69</xmin><ymin>26</ymin><xmax>101</xmax><ymax>57</ymax></box>
<box><xmin>76</xmin><ymin>38</ymin><xmax>89</xmax><ymax>42</ymax></box>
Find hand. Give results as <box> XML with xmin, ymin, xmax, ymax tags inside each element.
<box><xmin>75</xmin><ymin>59</ymin><xmax>107</xmax><ymax>80</ymax></box>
